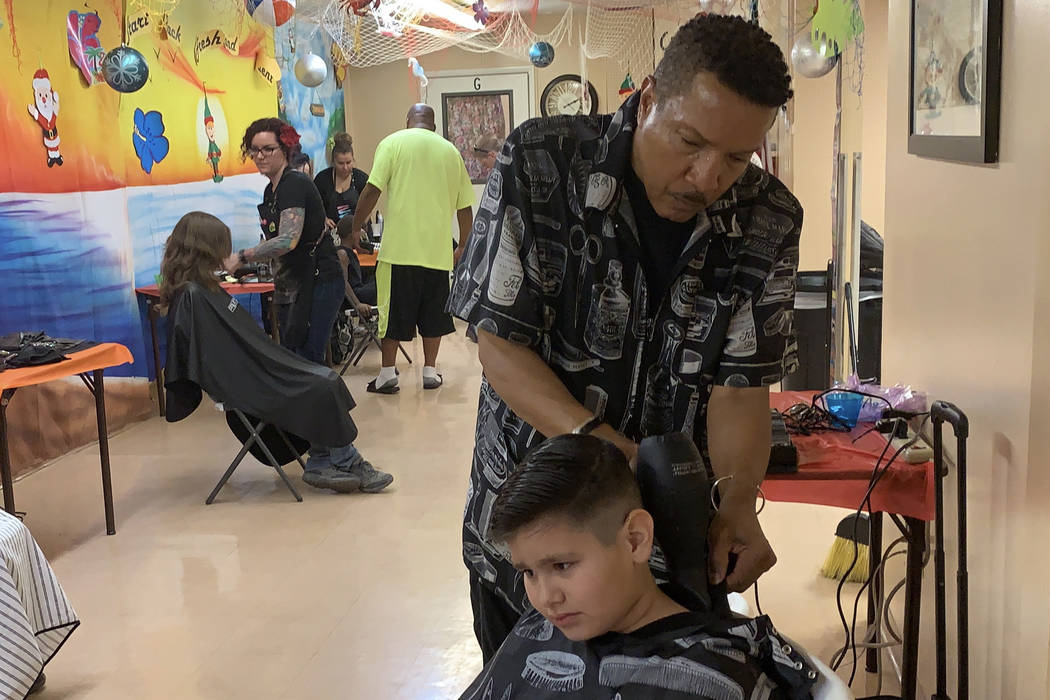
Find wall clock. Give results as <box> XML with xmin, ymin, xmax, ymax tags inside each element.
<box><xmin>540</xmin><ymin>74</ymin><xmax>599</xmax><ymax>117</ymax></box>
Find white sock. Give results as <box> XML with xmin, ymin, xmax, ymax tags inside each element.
<box><xmin>376</xmin><ymin>366</ymin><xmax>397</xmax><ymax>385</ymax></box>
<box><xmin>423</xmin><ymin>365</ymin><xmax>440</xmax><ymax>380</ymax></box>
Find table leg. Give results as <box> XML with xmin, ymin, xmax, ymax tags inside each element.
<box><xmin>91</xmin><ymin>371</ymin><xmax>116</xmax><ymax>535</ymax></box>
<box><xmin>0</xmin><ymin>389</ymin><xmax>15</xmax><ymax>515</ymax></box>
<box><xmin>146</xmin><ymin>299</ymin><xmax>165</xmax><ymax>417</ymax></box>
<box><xmin>900</xmin><ymin>515</ymin><xmax>925</xmax><ymax>700</ymax></box>
<box><xmin>866</xmin><ymin>511</ymin><xmax>884</xmax><ymax>673</ymax></box>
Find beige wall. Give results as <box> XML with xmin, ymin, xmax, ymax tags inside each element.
<box><xmin>342</xmin><ymin>15</ymin><xmax>630</xmax><ymax>176</ymax></box>
<box><xmin>790</xmin><ymin>0</ymin><xmax>888</xmax><ymax>272</ymax></box>
<box><xmin>883</xmin><ymin>0</ymin><xmax>1050</xmax><ymax>694</ymax></box>
<box><xmin>861</xmin><ymin>0</ymin><xmax>888</xmax><ymax>236</ymax></box>
<box><xmin>791</xmin><ymin>65</ymin><xmax>837</xmax><ymax>272</ymax></box>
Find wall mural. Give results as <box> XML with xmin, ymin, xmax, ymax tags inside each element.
<box><xmin>0</xmin><ymin>0</ymin><xmax>280</xmax><ymax>378</ymax></box>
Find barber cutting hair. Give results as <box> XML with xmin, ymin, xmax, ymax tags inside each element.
<box><xmin>449</xmin><ymin>13</ymin><xmax>803</xmax><ymax>661</ymax></box>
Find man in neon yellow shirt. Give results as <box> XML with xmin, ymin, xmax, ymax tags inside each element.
<box><xmin>348</xmin><ymin>104</ymin><xmax>474</xmax><ymax>393</ymax></box>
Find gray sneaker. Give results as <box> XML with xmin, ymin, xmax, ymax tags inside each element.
<box><xmin>302</xmin><ymin>467</ymin><xmax>362</xmax><ymax>493</ymax></box>
<box><xmin>340</xmin><ymin>460</ymin><xmax>394</xmax><ymax>493</ymax></box>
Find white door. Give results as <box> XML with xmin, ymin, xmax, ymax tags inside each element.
<box><xmin>425</xmin><ymin>68</ymin><xmax>534</xmax><ymax>204</ymax></box>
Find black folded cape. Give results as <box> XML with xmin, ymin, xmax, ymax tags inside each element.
<box><xmin>163</xmin><ymin>281</ymin><xmax>358</xmax><ymax>448</ymax></box>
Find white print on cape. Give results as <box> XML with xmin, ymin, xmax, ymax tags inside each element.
<box><xmin>597</xmin><ymin>654</ymin><xmax>744</xmax><ymax>700</ymax></box>
<box><xmin>515</xmin><ymin>611</ymin><xmax>555</xmax><ymax>641</ymax></box>
<box><xmin>521</xmin><ymin>650</ymin><xmax>586</xmax><ymax>692</ymax></box>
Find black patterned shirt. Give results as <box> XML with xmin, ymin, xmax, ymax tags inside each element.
<box><xmin>449</xmin><ymin>92</ymin><xmax>803</xmax><ymax>610</ymax></box>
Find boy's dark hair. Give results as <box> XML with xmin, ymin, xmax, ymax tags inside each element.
<box><xmin>654</xmin><ymin>13</ymin><xmax>793</xmax><ymax>109</ymax></box>
<box><xmin>489</xmin><ymin>434</ymin><xmax>642</xmax><ymax>545</ymax></box>
<box><xmin>336</xmin><ymin>215</ymin><xmax>356</xmax><ymax>243</ymax></box>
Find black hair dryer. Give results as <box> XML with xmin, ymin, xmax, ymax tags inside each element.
<box><xmin>636</xmin><ymin>432</ymin><xmax>728</xmax><ymax>614</ymax></box>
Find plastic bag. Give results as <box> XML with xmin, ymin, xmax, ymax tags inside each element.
<box><xmin>835</xmin><ymin>374</ymin><xmax>928</xmax><ymax>422</ymax></box>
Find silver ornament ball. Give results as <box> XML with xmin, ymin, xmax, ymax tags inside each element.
<box><xmin>791</xmin><ymin>33</ymin><xmax>839</xmax><ymax>79</ymax></box>
<box><xmin>528</xmin><ymin>41</ymin><xmax>554</xmax><ymax>68</ymax></box>
<box><xmin>294</xmin><ymin>53</ymin><xmax>328</xmax><ymax>88</ymax></box>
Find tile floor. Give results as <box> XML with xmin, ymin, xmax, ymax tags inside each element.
<box><xmin>14</xmin><ymin>326</ymin><xmax>907</xmax><ymax>698</ymax></box>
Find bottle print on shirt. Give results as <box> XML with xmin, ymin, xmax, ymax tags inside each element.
<box><xmin>639</xmin><ymin>320</ymin><xmax>685</xmax><ymax>436</ymax></box>
<box><xmin>487</xmin><ymin>205</ymin><xmax>526</xmax><ymax>307</ymax></box>
<box><xmin>584</xmin><ymin>259</ymin><xmax>631</xmax><ymax>360</ymax></box>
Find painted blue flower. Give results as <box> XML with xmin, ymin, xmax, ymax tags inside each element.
<box><xmin>132</xmin><ymin>108</ymin><xmax>169</xmax><ymax>174</ymax></box>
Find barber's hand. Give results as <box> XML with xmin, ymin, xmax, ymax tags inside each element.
<box><xmin>356</xmin><ymin>303</ymin><xmax>373</xmax><ymax>319</ymax></box>
<box><xmin>222</xmin><ymin>252</ymin><xmax>241</xmax><ymax>275</ymax></box>
<box><xmin>325</xmin><ymin>218</ymin><xmax>337</xmax><ymax>232</ymax></box>
<box><xmin>708</xmin><ymin>488</ymin><xmax>776</xmax><ymax>592</ymax></box>
<box><xmin>453</xmin><ymin>246</ymin><xmax>464</xmax><ymax>266</ymax></box>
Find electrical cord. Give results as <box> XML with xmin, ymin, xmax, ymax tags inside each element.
<box><xmin>752</xmin><ymin>581</ymin><xmax>764</xmax><ymax>616</ymax></box>
<box><xmin>829</xmin><ymin>414</ymin><xmax>931</xmax><ymax>686</ymax></box>
<box><xmin>829</xmin><ymin>418</ymin><xmax>901</xmax><ymax>672</ymax></box>
<box><xmin>829</xmin><ymin>540</ymin><xmax>906</xmax><ymax>666</ymax></box>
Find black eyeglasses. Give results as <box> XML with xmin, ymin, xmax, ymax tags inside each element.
<box><xmin>249</xmin><ymin>145</ymin><xmax>280</xmax><ymax>158</ymax></box>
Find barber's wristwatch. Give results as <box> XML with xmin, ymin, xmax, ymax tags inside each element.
<box><xmin>238</xmin><ymin>249</ymin><xmax>248</xmax><ymax>266</ymax></box>
<box><xmin>571</xmin><ymin>414</ymin><xmax>603</xmax><ymax>435</ymax></box>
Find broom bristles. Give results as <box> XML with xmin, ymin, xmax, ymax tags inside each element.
<box><xmin>821</xmin><ymin>536</ymin><xmax>870</xmax><ymax>583</ymax></box>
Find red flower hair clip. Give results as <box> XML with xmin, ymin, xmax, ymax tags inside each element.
<box><xmin>279</xmin><ymin>125</ymin><xmax>301</xmax><ymax>149</ymax></box>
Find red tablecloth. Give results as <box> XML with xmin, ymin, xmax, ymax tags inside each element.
<box><xmin>0</xmin><ymin>344</ymin><xmax>133</xmax><ymax>391</ymax></box>
<box><xmin>763</xmin><ymin>391</ymin><xmax>934</xmax><ymax>521</ymax></box>
<box><xmin>135</xmin><ymin>282</ymin><xmax>275</xmax><ymax>298</ymax></box>
<box><xmin>357</xmin><ymin>252</ymin><xmax>378</xmax><ymax>268</ymax></box>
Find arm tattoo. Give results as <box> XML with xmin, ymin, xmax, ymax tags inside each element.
<box><xmin>249</xmin><ymin>207</ymin><xmax>305</xmax><ymax>260</ymax></box>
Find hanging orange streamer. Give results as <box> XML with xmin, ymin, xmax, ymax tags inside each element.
<box><xmin>4</xmin><ymin>0</ymin><xmax>21</xmax><ymax>69</ymax></box>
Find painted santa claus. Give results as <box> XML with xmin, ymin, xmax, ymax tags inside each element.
<box><xmin>27</xmin><ymin>69</ymin><xmax>63</xmax><ymax>167</ymax></box>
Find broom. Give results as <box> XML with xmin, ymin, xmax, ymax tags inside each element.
<box><xmin>820</xmin><ymin>288</ymin><xmax>872</xmax><ymax>584</ymax></box>
<box><xmin>820</xmin><ymin>512</ymin><xmax>870</xmax><ymax>583</ymax></box>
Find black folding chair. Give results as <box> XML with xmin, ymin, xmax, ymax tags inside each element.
<box><xmin>206</xmin><ymin>407</ymin><xmax>309</xmax><ymax>504</ymax></box>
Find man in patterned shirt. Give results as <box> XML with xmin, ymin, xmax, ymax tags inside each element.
<box><xmin>449</xmin><ymin>14</ymin><xmax>803</xmax><ymax>661</ymax></box>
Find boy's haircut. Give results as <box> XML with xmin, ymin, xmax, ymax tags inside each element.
<box><xmin>489</xmin><ymin>434</ymin><xmax>642</xmax><ymax>545</ymax></box>
<box><xmin>336</xmin><ymin>215</ymin><xmax>356</xmax><ymax>240</ymax></box>
<box><xmin>654</xmin><ymin>13</ymin><xmax>793</xmax><ymax>109</ymax></box>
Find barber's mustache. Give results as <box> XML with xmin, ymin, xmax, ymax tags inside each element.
<box><xmin>670</xmin><ymin>191</ymin><xmax>708</xmax><ymax>208</ymax></box>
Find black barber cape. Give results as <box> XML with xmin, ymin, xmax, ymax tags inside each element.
<box><xmin>460</xmin><ymin>596</ymin><xmax>816</xmax><ymax>700</ymax></box>
<box><xmin>163</xmin><ymin>281</ymin><xmax>358</xmax><ymax>448</ymax></box>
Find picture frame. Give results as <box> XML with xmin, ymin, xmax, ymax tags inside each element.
<box><xmin>441</xmin><ymin>90</ymin><xmax>514</xmax><ymax>184</ymax></box>
<box><xmin>908</xmin><ymin>0</ymin><xmax>1002</xmax><ymax>163</ymax></box>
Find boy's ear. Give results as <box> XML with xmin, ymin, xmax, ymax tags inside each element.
<box><xmin>623</xmin><ymin>508</ymin><xmax>655</xmax><ymax>564</ymax></box>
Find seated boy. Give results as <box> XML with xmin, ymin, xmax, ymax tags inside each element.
<box><xmin>335</xmin><ymin>216</ymin><xmax>377</xmax><ymax>312</ymax></box>
<box><xmin>459</xmin><ymin>434</ymin><xmax>816</xmax><ymax>699</ymax></box>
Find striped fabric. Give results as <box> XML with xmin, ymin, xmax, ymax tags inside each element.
<box><xmin>0</xmin><ymin>512</ymin><xmax>78</xmax><ymax>699</ymax></box>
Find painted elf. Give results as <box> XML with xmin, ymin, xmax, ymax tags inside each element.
<box><xmin>204</xmin><ymin>93</ymin><xmax>222</xmax><ymax>183</ymax></box>
<box><xmin>28</xmin><ymin>69</ymin><xmax>63</xmax><ymax>167</ymax></box>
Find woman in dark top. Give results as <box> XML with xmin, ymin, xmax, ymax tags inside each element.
<box><xmin>314</xmin><ymin>132</ymin><xmax>370</xmax><ymax>231</ymax></box>
<box><xmin>225</xmin><ymin>118</ymin><xmax>343</xmax><ymax>368</ymax></box>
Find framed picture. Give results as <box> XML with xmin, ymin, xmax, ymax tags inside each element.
<box><xmin>908</xmin><ymin>0</ymin><xmax>1002</xmax><ymax>163</ymax></box>
<box><xmin>442</xmin><ymin>90</ymin><xmax>514</xmax><ymax>184</ymax></box>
